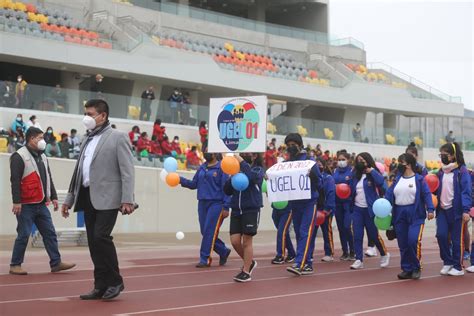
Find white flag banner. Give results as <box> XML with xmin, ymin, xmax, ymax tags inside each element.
<box><xmin>266</xmin><ymin>160</ymin><xmax>316</xmax><ymax>203</ymax></box>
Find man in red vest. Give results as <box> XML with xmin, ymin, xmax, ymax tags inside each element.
<box><xmin>9</xmin><ymin>127</ymin><xmax>76</xmax><ymax>275</ymax></box>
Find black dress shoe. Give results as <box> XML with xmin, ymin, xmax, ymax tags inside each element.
<box><xmin>219</xmin><ymin>249</ymin><xmax>231</xmax><ymax>266</ymax></box>
<box><xmin>102</xmin><ymin>283</ymin><xmax>125</xmax><ymax>300</ymax></box>
<box><xmin>80</xmin><ymin>288</ymin><xmax>106</xmax><ymax>300</ymax></box>
<box><xmin>411</xmin><ymin>269</ymin><xmax>421</xmax><ymax>280</ymax></box>
<box><xmin>397</xmin><ymin>271</ymin><xmax>412</xmax><ymax>280</ymax></box>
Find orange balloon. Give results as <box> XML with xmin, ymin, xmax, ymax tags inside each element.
<box><xmin>166</xmin><ymin>173</ymin><xmax>180</xmax><ymax>187</ymax></box>
<box><xmin>221</xmin><ymin>156</ymin><xmax>240</xmax><ymax>175</ymax></box>
<box><xmin>432</xmin><ymin>194</ymin><xmax>438</xmax><ymax>208</ymax></box>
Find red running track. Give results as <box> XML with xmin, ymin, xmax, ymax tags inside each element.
<box><xmin>0</xmin><ymin>239</ymin><xmax>473</xmax><ymax>316</ymax></box>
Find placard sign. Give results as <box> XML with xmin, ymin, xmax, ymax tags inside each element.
<box><xmin>208</xmin><ymin>96</ymin><xmax>267</xmax><ymax>153</ymax></box>
<box><xmin>266</xmin><ymin>160</ymin><xmax>316</xmax><ymax>203</ymax></box>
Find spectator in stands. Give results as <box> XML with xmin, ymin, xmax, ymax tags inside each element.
<box><xmin>90</xmin><ymin>74</ymin><xmax>104</xmax><ymax>98</ymax></box>
<box><xmin>352</xmin><ymin>123</ymin><xmax>362</xmax><ymax>142</ymax></box>
<box><xmin>68</xmin><ymin>129</ymin><xmax>80</xmax><ymax>159</ymax></box>
<box><xmin>58</xmin><ymin>133</ymin><xmax>71</xmax><ymax>159</ymax></box>
<box><xmin>171</xmin><ymin>136</ymin><xmax>182</xmax><ymax>155</ymax></box>
<box><xmin>136</xmin><ymin>132</ymin><xmax>152</xmax><ymax>159</ymax></box>
<box><xmin>1</xmin><ymin>80</ymin><xmax>15</xmax><ymax>107</ymax></box>
<box><xmin>11</xmin><ymin>114</ymin><xmax>27</xmax><ymax>135</ymax></box>
<box><xmin>128</xmin><ymin>126</ymin><xmax>141</xmax><ymax>147</ymax></box>
<box><xmin>199</xmin><ymin>121</ymin><xmax>208</xmax><ymax>152</ymax></box>
<box><xmin>140</xmin><ymin>86</ymin><xmax>155</xmax><ymax>121</ymax></box>
<box><xmin>45</xmin><ymin>138</ymin><xmax>61</xmax><ymax>158</ymax></box>
<box><xmin>180</xmin><ymin>92</ymin><xmax>191</xmax><ymax>125</ymax></box>
<box><xmin>264</xmin><ymin>144</ymin><xmax>277</xmax><ymax>169</ymax></box>
<box><xmin>168</xmin><ymin>88</ymin><xmax>182</xmax><ymax>123</ymax></box>
<box><xmin>14</xmin><ymin>128</ymin><xmax>26</xmax><ymax>150</ymax></box>
<box><xmin>26</xmin><ymin>115</ymin><xmax>42</xmax><ymax>131</ymax></box>
<box><xmin>48</xmin><ymin>84</ymin><xmax>68</xmax><ymax>111</ymax></box>
<box><xmin>322</xmin><ymin>150</ymin><xmax>330</xmax><ymax>161</ymax></box>
<box><xmin>161</xmin><ymin>135</ymin><xmax>173</xmax><ymax>156</ymax></box>
<box><xmin>445</xmin><ymin>130</ymin><xmax>455</xmax><ymax>143</ymax></box>
<box><xmin>15</xmin><ymin>75</ymin><xmax>28</xmax><ymax>108</ymax></box>
<box><xmin>152</xmin><ymin>118</ymin><xmax>166</xmax><ymax>142</ymax></box>
<box><xmin>186</xmin><ymin>146</ymin><xmax>201</xmax><ymax>170</ymax></box>
<box><xmin>150</xmin><ymin>139</ymin><xmax>163</xmax><ymax>159</ymax></box>
<box><xmin>43</xmin><ymin>127</ymin><xmax>56</xmax><ymax>144</ymax></box>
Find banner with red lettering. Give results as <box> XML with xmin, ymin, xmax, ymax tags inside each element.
<box><xmin>265</xmin><ymin>160</ymin><xmax>316</xmax><ymax>203</ymax></box>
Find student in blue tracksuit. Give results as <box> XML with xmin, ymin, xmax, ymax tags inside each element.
<box><xmin>224</xmin><ymin>153</ymin><xmax>264</xmax><ymax>283</ymax></box>
<box><xmin>466</xmin><ymin>169</ymin><xmax>474</xmax><ymax>273</ymax></box>
<box><xmin>350</xmin><ymin>152</ymin><xmax>390</xmax><ymax>270</ymax></box>
<box><xmin>283</xmin><ymin>133</ymin><xmax>322</xmax><ymax>276</ymax></box>
<box><xmin>333</xmin><ymin>150</ymin><xmax>355</xmax><ymax>261</ymax></box>
<box><xmin>271</xmin><ymin>204</ymin><xmax>296</xmax><ymax>264</ymax></box>
<box><xmin>435</xmin><ymin>142</ymin><xmax>472</xmax><ymax>276</ymax></box>
<box><xmin>312</xmin><ymin>157</ymin><xmax>336</xmax><ymax>262</ymax></box>
<box><xmin>180</xmin><ymin>153</ymin><xmax>231</xmax><ymax>268</ymax></box>
<box><xmin>385</xmin><ymin>153</ymin><xmax>435</xmax><ymax>280</ymax></box>
<box><xmin>404</xmin><ymin>143</ymin><xmax>428</xmax><ymax>176</ymax></box>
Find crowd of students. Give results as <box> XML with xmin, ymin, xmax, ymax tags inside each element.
<box><xmin>179</xmin><ymin>133</ymin><xmax>473</xmax><ymax>283</ymax></box>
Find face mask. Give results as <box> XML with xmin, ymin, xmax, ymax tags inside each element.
<box><xmin>17</xmin><ymin>78</ymin><xmax>21</xmax><ymax>82</ymax></box>
<box><xmin>37</xmin><ymin>139</ymin><xmax>46</xmax><ymax>151</ymax></box>
<box><xmin>47</xmin><ymin>130</ymin><xmax>52</xmax><ymax>134</ymax></box>
<box><xmin>397</xmin><ymin>164</ymin><xmax>406</xmax><ymax>174</ymax></box>
<box><xmin>83</xmin><ymin>115</ymin><xmax>97</xmax><ymax>130</ymax></box>
<box><xmin>355</xmin><ymin>162</ymin><xmax>366</xmax><ymax>171</ymax></box>
<box><xmin>287</xmin><ymin>145</ymin><xmax>299</xmax><ymax>160</ymax></box>
<box><xmin>441</xmin><ymin>155</ymin><xmax>451</xmax><ymax>165</ymax></box>
<box><xmin>203</xmin><ymin>153</ymin><xmax>214</xmax><ymax>162</ymax></box>
<box><xmin>174</xmin><ymin>140</ymin><xmax>179</xmax><ymax>143</ymax></box>
<box><xmin>17</xmin><ymin>117</ymin><xmax>22</xmax><ymax>122</ymax></box>
<box><xmin>338</xmin><ymin>161</ymin><xmax>348</xmax><ymax>168</ymax></box>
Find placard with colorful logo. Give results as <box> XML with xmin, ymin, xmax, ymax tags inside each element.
<box><xmin>208</xmin><ymin>96</ymin><xmax>267</xmax><ymax>153</ymax></box>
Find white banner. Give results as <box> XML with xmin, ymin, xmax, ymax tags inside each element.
<box><xmin>266</xmin><ymin>160</ymin><xmax>316</xmax><ymax>203</ymax></box>
<box><xmin>208</xmin><ymin>96</ymin><xmax>268</xmax><ymax>153</ymax></box>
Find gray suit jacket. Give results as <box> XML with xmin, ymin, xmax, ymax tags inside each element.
<box><xmin>65</xmin><ymin>128</ymin><xmax>135</xmax><ymax>211</ymax></box>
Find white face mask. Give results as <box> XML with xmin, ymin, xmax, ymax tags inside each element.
<box><xmin>83</xmin><ymin>115</ymin><xmax>97</xmax><ymax>130</ymax></box>
<box><xmin>338</xmin><ymin>160</ymin><xmax>348</xmax><ymax>168</ymax></box>
<box><xmin>37</xmin><ymin>139</ymin><xmax>46</xmax><ymax>151</ymax></box>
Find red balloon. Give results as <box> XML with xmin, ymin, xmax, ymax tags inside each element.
<box><xmin>425</xmin><ymin>174</ymin><xmax>440</xmax><ymax>193</ymax></box>
<box><xmin>315</xmin><ymin>211</ymin><xmax>326</xmax><ymax>226</ymax></box>
<box><xmin>336</xmin><ymin>183</ymin><xmax>351</xmax><ymax>199</ymax></box>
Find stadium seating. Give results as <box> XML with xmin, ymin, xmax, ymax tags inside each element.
<box><xmin>346</xmin><ymin>63</ymin><xmax>407</xmax><ymax>88</ymax></box>
<box><xmin>0</xmin><ymin>0</ymin><xmax>113</xmax><ymax>49</ymax></box>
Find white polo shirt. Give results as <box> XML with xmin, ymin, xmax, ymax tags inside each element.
<box><xmin>394</xmin><ymin>175</ymin><xmax>416</xmax><ymax>206</ymax></box>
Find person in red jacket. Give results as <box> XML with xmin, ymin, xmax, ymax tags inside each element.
<box><xmin>264</xmin><ymin>145</ymin><xmax>277</xmax><ymax>169</ymax></box>
<box><xmin>199</xmin><ymin>121</ymin><xmax>208</xmax><ymax>152</ymax></box>
<box><xmin>150</xmin><ymin>140</ymin><xmax>163</xmax><ymax>158</ymax></box>
<box><xmin>152</xmin><ymin>119</ymin><xmax>166</xmax><ymax>142</ymax></box>
<box><xmin>186</xmin><ymin>146</ymin><xmax>201</xmax><ymax>170</ymax></box>
<box><xmin>171</xmin><ymin>136</ymin><xmax>182</xmax><ymax>155</ymax></box>
<box><xmin>161</xmin><ymin>135</ymin><xmax>173</xmax><ymax>156</ymax></box>
<box><xmin>136</xmin><ymin>132</ymin><xmax>153</xmax><ymax>160</ymax></box>
<box><xmin>128</xmin><ymin>126</ymin><xmax>140</xmax><ymax>147</ymax></box>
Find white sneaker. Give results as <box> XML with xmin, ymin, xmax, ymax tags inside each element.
<box><xmin>448</xmin><ymin>268</ymin><xmax>465</xmax><ymax>276</ymax></box>
<box><xmin>466</xmin><ymin>266</ymin><xmax>474</xmax><ymax>273</ymax></box>
<box><xmin>350</xmin><ymin>260</ymin><xmax>364</xmax><ymax>270</ymax></box>
<box><xmin>440</xmin><ymin>265</ymin><xmax>453</xmax><ymax>275</ymax></box>
<box><xmin>365</xmin><ymin>246</ymin><xmax>378</xmax><ymax>257</ymax></box>
<box><xmin>380</xmin><ymin>253</ymin><xmax>390</xmax><ymax>268</ymax></box>
<box><xmin>321</xmin><ymin>256</ymin><xmax>334</xmax><ymax>262</ymax></box>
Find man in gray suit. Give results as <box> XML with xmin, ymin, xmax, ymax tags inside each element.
<box><xmin>61</xmin><ymin>99</ymin><xmax>135</xmax><ymax>300</ymax></box>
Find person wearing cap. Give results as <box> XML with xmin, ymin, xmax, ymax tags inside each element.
<box><xmin>284</xmin><ymin>133</ymin><xmax>322</xmax><ymax>276</ymax></box>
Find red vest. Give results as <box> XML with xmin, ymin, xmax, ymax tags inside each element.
<box><xmin>17</xmin><ymin>147</ymin><xmax>51</xmax><ymax>204</ymax></box>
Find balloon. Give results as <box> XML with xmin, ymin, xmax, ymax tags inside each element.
<box><xmin>166</xmin><ymin>173</ymin><xmax>180</xmax><ymax>187</ymax></box>
<box><xmin>221</xmin><ymin>156</ymin><xmax>240</xmax><ymax>175</ymax></box>
<box><xmin>375</xmin><ymin>162</ymin><xmax>385</xmax><ymax>174</ymax></box>
<box><xmin>171</xmin><ymin>150</ymin><xmax>177</xmax><ymax>157</ymax></box>
<box><xmin>374</xmin><ymin>215</ymin><xmax>392</xmax><ymax>231</ymax></box>
<box><xmin>272</xmin><ymin>200</ymin><xmax>288</xmax><ymax>210</ymax></box>
<box><xmin>231</xmin><ymin>173</ymin><xmax>249</xmax><ymax>191</ymax></box>
<box><xmin>425</xmin><ymin>174</ymin><xmax>439</xmax><ymax>193</ymax></box>
<box><xmin>315</xmin><ymin>211</ymin><xmax>326</xmax><ymax>226</ymax></box>
<box><xmin>262</xmin><ymin>179</ymin><xmax>267</xmax><ymax>193</ymax></box>
<box><xmin>470</xmin><ymin>207</ymin><xmax>474</xmax><ymax>218</ymax></box>
<box><xmin>432</xmin><ymin>194</ymin><xmax>438</xmax><ymax>208</ymax></box>
<box><xmin>160</xmin><ymin>169</ymin><xmax>168</xmax><ymax>182</ymax></box>
<box><xmin>176</xmin><ymin>231</ymin><xmax>185</xmax><ymax>240</ymax></box>
<box><xmin>164</xmin><ymin>157</ymin><xmax>178</xmax><ymax>173</ymax></box>
<box><xmin>372</xmin><ymin>198</ymin><xmax>392</xmax><ymax>218</ymax></box>
<box><xmin>336</xmin><ymin>183</ymin><xmax>351</xmax><ymax>199</ymax></box>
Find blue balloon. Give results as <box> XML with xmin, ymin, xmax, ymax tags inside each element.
<box><xmin>231</xmin><ymin>173</ymin><xmax>249</xmax><ymax>191</ymax></box>
<box><xmin>373</xmin><ymin>198</ymin><xmax>392</xmax><ymax>218</ymax></box>
<box><xmin>164</xmin><ymin>157</ymin><xmax>178</xmax><ymax>173</ymax></box>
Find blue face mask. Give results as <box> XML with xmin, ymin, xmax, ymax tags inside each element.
<box><xmin>16</xmin><ymin>117</ymin><xmax>22</xmax><ymax>122</ymax></box>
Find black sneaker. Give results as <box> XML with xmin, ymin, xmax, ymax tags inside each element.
<box><xmin>195</xmin><ymin>262</ymin><xmax>210</xmax><ymax>268</ymax></box>
<box><xmin>285</xmin><ymin>256</ymin><xmax>296</xmax><ymax>263</ymax></box>
<box><xmin>349</xmin><ymin>252</ymin><xmax>356</xmax><ymax>261</ymax></box>
<box><xmin>219</xmin><ymin>249</ymin><xmax>231</xmax><ymax>266</ymax></box>
<box><xmin>411</xmin><ymin>269</ymin><xmax>421</xmax><ymax>280</ymax></box>
<box><xmin>287</xmin><ymin>265</ymin><xmax>302</xmax><ymax>276</ymax></box>
<box><xmin>233</xmin><ymin>271</ymin><xmax>251</xmax><ymax>283</ymax></box>
<box><xmin>397</xmin><ymin>271</ymin><xmax>412</xmax><ymax>280</ymax></box>
<box><xmin>301</xmin><ymin>264</ymin><xmax>314</xmax><ymax>275</ymax></box>
<box><xmin>249</xmin><ymin>260</ymin><xmax>257</xmax><ymax>275</ymax></box>
<box><xmin>272</xmin><ymin>256</ymin><xmax>285</xmax><ymax>264</ymax></box>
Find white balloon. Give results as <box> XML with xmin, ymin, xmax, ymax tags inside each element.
<box><xmin>160</xmin><ymin>169</ymin><xmax>168</xmax><ymax>182</ymax></box>
<box><xmin>176</xmin><ymin>231</ymin><xmax>185</xmax><ymax>240</ymax></box>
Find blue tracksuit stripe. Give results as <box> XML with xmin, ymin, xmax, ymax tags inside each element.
<box><xmin>207</xmin><ymin>210</ymin><xmax>225</xmax><ymax>265</ymax></box>
<box><xmin>300</xmin><ymin>206</ymin><xmax>317</xmax><ymax>269</ymax></box>
<box><xmin>198</xmin><ymin>201</ymin><xmax>228</xmax><ymax>264</ymax></box>
<box><xmin>272</xmin><ymin>209</ymin><xmax>295</xmax><ymax>258</ymax></box>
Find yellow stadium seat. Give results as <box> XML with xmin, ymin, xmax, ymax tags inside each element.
<box><xmin>385</xmin><ymin>134</ymin><xmax>396</xmax><ymax>145</ymax></box>
<box><xmin>128</xmin><ymin>105</ymin><xmax>140</xmax><ymax>120</ymax></box>
<box><xmin>177</xmin><ymin>160</ymin><xmax>187</xmax><ymax>171</ymax></box>
<box><xmin>0</xmin><ymin>138</ymin><xmax>8</xmax><ymax>153</ymax></box>
<box><xmin>15</xmin><ymin>2</ymin><xmax>27</xmax><ymax>11</ymax></box>
<box><xmin>439</xmin><ymin>138</ymin><xmax>447</xmax><ymax>145</ymax></box>
<box><xmin>267</xmin><ymin>122</ymin><xmax>277</xmax><ymax>134</ymax></box>
<box><xmin>324</xmin><ymin>128</ymin><xmax>334</xmax><ymax>140</ymax></box>
<box><xmin>296</xmin><ymin>125</ymin><xmax>308</xmax><ymax>137</ymax></box>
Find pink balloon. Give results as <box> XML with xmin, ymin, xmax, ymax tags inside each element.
<box><xmin>375</xmin><ymin>162</ymin><xmax>385</xmax><ymax>174</ymax></box>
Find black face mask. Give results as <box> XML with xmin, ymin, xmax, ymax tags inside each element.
<box><xmin>203</xmin><ymin>153</ymin><xmax>214</xmax><ymax>162</ymax></box>
<box><xmin>397</xmin><ymin>164</ymin><xmax>406</xmax><ymax>174</ymax></box>
<box><xmin>441</xmin><ymin>156</ymin><xmax>451</xmax><ymax>165</ymax></box>
<box><xmin>242</xmin><ymin>155</ymin><xmax>253</xmax><ymax>164</ymax></box>
<box><xmin>287</xmin><ymin>145</ymin><xmax>299</xmax><ymax>160</ymax></box>
<box><xmin>355</xmin><ymin>162</ymin><xmax>366</xmax><ymax>172</ymax></box>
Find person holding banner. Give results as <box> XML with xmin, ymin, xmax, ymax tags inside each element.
<box><xmin>312</xmin><ymin>157</ymin><xmax>336</xmax><ymax>263</ymax></box>
<box><xmin>282</xmin><ymin>133</ymin><xmax>322</xmax><ymax>276</ymax></box>
<box><xmin>350</xmin><ymin>152</ymin><xmax>390</xmax><ymax>270</ymax></box>
<box><xmin>224</xmin><ymin>153</ymin><xmax>264</xmax><ymax>282</ymax></box>
<box><xmin>333</xmin><ymin>150</ymin><xmax>355</xmax><ymax>261</ymax></box>
<box><xmin>385</xmin><ymin>153</ymin><xmax>435</xmax><ymax>279</ymax></box>
<box><xmin>179</xmin><ymin>153</ymin><xmax>232</xmax><ymax>268</ymax></box>
<box><xmin>271</xmin><ymin>203</ymin><xmax>296</xmax><ymax>264</ymax></box>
